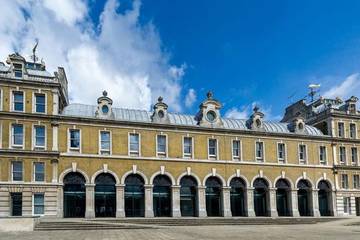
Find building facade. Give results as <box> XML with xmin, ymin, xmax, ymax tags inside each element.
<box><xmin>0</xmin><ymin>53</ymin><xmax>359</xmax><ymax>218</ymax></box>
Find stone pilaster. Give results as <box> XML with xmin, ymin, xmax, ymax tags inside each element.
<box><xmin>57</xmin><ymin>186</ymin><xmax>63</xmax><ymax>218</ymax></box>
<box><xmin>197</xmin><ymin>186</ymin><xmax>207</xmax><ymax>217</ymax></box>
<box><xmin>85</xmin><ymin>184</ymin><xmax>95</xmax><ymax>218</ymax></box>
<box><xmin>247</xmin><ymin>188</ymin><xmax>255</xmax><ymax>217</ymax></box>
<box><xmin>144</xmin><ymin>184</ymin><xmax>154</xmax><ymax>217</ymax></box>
<box><xmin>172</xmin><ymin>185</ymin><xmax>181</xmax><ymax>217</ymax></box>
<box><xmin>350</xmin><ymin>195</ymin><xmax>356</xmax><ymax>216</ymax></box>
<box><xmin>312</xmin><ymin>189</ymin><xmax>320</xmax><ymax>217</ymax></box>
<box><xmin>51</xmin><ymin>159</ymin><xmax>58</xmax><ymax>183</ymax></box>
<box><xmin>291</xmin><ymin>189</ymin><xmax>300</xmax><ymax>217</ymax></box>
<box><xmin>116</xmin><ymin>184</ymin><xmax>125</xmax><ymax>218</ymax></box>
<box><xmin>222</xmin><ymin>186</ymin><xmax>232</xmax><ymax>217</ymax></box>
<box><xmin>269</xmin><ymin>188</ymin><xmax>278</xmax><ymax>217</ymax></box>
<box><xmin>51</xmin><ymin>121</ymin><xmax>59</xmax><ymax>151</ymax></box>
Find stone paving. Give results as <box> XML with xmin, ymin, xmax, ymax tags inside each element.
<box><xmin>1</xmin><ymin>218</ymin><xmax>360</xmax><ymax>240</ymax></box>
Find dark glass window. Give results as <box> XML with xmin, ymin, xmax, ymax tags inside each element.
<box><xmin>319</xmin><ymin>146</ymin><xmax>327</xmax><ymax>164</ymax></box>
<box><xmin>35</xmin><ymin>94</ymin><xmax>46</xmax><ymax>113</ymax></box>
<box><xmin>12</xmin><ymin>124</ymin><xmax>23</xmax><ymax>146</ymax></box>
<box><xmin>338</xmin><ymin>122</ymin><xmax>345</xmax><ymax>137</ymax></box>
<box><xmin>278</xmin><ymin>143</ymin><xmax>285</xmax><ymax>162</ymax></box>
<box><xmin>350</xmin><ymin>123</ymin><xmax>357</xmax><ymax>139</ymax></box>
<box><xmin>69</xmin><ymin>129</ymin><xmax>80</xmax><ymax>149</ymax></box>
<box><xmin>352</xmin><ymin>147</ymin><xmax>358</xmax><ymax>165</ymax></box>
<box><xmin>208</xmin><ymin>139</ymin><xmax>217</xmax><ymax>157</ymax></box>
<box><xmin>232</xmin><ymin>140</ymin><xmax>241</xmax><ymax>160</ymax></box>
<box><xmin>33</xmin><ymin>193</ymin><xmax>44</xmax><ymax>215</ymax></box>
<box><xmin>183</xmin><ymin>137</ymin><xmax>192</xmax><ymax>157</ymax></box>
<box><xmin>11</xmin><ymin>193</ymin><xmax>22</xmax><ymax>216</ymax></box>
<box><xmin>256</xmin><ymin>142</ymin><xmax>264</xmax><ymax>161</ymax></box>
<box><xmin>299</xmin><ymin>145</ymin><xmax>307</xmax><ymax>163</ymax></box>
<box><xmin>13</xmin><ymin>91</ymin><xmax>24</xmax><ymax>111</ymax></box>
<box><xmin>34</xmin><ymin>162</ymin><xmax>44</xmax><ymax>182</ymax></box>
<box><xmin>34</xmin><ymin>126</ymin><xmax>45</xmax><ymax>148</ymax></box>
<box><xmin>100</xmin><ymin>131</ymin><xmax>110</xmax><ymax>154</ymax></box>
<box><xmin>12</xmin><ymin>161</ymin><xmax>23</xmax><ymax>181</ymax></box>
<box><xmin>157</xmin><ymin>135</ymin><xmax>166</xmax><ymax>156</ymax></box>
<box><xmin>129</xmin><ymin>133</ymin><xmax>139</xmax><ymax>155</ymax></box>
<box><xmin>339</xmin><ymin>147</ymin><xmax>346</xmax><ymax>165</ymax></box>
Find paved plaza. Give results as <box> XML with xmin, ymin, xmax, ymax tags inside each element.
<box><xmin>1</xmin><ymin>218</ymin><xmax>360</xmax><ymax>240</ymax></box>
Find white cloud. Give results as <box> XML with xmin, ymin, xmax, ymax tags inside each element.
<box><xmin>224</xmin><ymin>102</ymin><xmax>280</xmax><ymax>121</ymax></box>
<box><xmin>0</xmin><ymin>0</ymin><xmax>186</xmax><ymax>111</ymax></box>
<box><xmin>225</xmin><ymin>107</ymin><xmax>249</xmax><ymax>119</ymax></box>
<box><xmin>185</xmin><ymin>88</ymin><xmax>196</xmax><ymax>108</ymax></box>
<box><xmin>323</xmin><ymin>73</ymin><xmax>360</xmax><ymax>100</ymax></box>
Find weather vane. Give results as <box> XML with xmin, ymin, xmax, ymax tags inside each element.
<box><xmin>308</xmin><ymin>84</ymin><xmax>321</xmax><ymax>102</ymax></box>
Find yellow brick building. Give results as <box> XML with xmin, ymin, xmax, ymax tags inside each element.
<box><xmin>0</xmin><ymin>53</ymin><xmax>359</xmax><ymax>218</ymax></box>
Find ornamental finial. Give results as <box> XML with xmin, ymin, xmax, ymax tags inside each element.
<box><xmin>253</xmin><ymin>105</ymin><xmax>259</xmax><ymax>113</ymax></box>
<box><xmin>206</xmin><ymin>91</ymin><xmax>213</xmax><ymax>99</ymax></box>
<box><xmin>158</xmin><ymin>96</ymin><xmax>163</xmax><ymax>102</ymax></box>
<box><xmin>103</xmin><ymin>90</ymin><xmax>108</xmax><ymax>97</ymax></box>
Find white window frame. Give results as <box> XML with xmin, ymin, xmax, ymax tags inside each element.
<box><xmin>67</xmin><ymin>128</ymin><xmax>81</xmax><ymax>153</ymax></box>
<box><xmin>277</xmin><ymin>141</ymin><xmax>287</xmax><ymax>164</ymax></box>
<box><xmin>99</xmin><ymin>130</ymin><xmax>112</xmax><ymax>155</ymax></box>
<box><xmin>208</xmin><ymin>138</ymin><xmax>218</xmax><ymax>160</ymax></box>
<box><xmin>341</xmin><ymin>174</ymin><xmax>349</xmax><ymax>189</ymax></box>
<box><xmin>32</xmin><ymin>124</ymin><xmax>46</xmax><ymax>150</ymax></box>
<box><xmin>11</xmin><ymin>161</ymin><xmax>23</xmax><ymax>182</ymax></box>
<box><xmin>349</xmin><ymin>123</ymin><xmax>357</xmax><ymax>139</ymax></box>
<box><xmin>255</xmin><ymin>140</ymin><xmax>265</xmax><ymax>162</ymax></box>
<box><xmin>33</xmin><ymin>162</ymin><xmax>45</xmax><ymax>182</ymax></box>
<box><xmin>182</xmin><ymin>136</ymin><xmax>194</xmax><ymax>159</ymax></box>
<box><xmin>32</xmin><ymin>92</ymin><xmax>47</xmax><ymax>114</ymax></box>
<box><xmin>128</xmin><ymin>132</ymin><xmax>141</xmax><ymax>156</ymax></box>
<box><xmin>339</xmin><ymin>146</ymin><xmax>347</xmax><ymax>165</ymax></box>
<box><xmin>351</xmin><ymin>147</ymin><xmax>358</xmax><ymax>166</ymax></box>
<box><xmin>319</xmin><ymin>145</ymin><xmax>328</xmax><ymax>165</ymax></box>
<box><xmin>232</xmin><ymin>138</ymin><xmax>242</xmax><ymax>161</ymax></box>
<box><xmin>156</xmin><ymin>133</ymin><xmax>168</xmax><ymax>158</ymax></box>
<box><xmin>353</xmin><ymin>174</ymin><xmax>360</xmax><ymax>189</ymax></box>
<box><xmin>11</xmin><ymin>90</ymin><xmax>25</xmax><ymax>113</ymax></box>
<box><xmin>298</xmin><ymin>143</ymin><xmax>308</xmax><ymax>164</ymax></box>
<box><xmin>338</xmin><ymin>121</ymin><xmax>345</xmax><ymax>138</ymax></box>
<box><xmin>32</xmin><ymin>193</ymin><xmax>45</xmax><ymax>216</ymax></box>
<box><xmin>343</xmin><ymin>197</ymin><xmax>351</xmax><ymax>214</ymax></box>
<box><xmin>10</xmin><ymin>123</ymin><xmax>24</xmax><ymax>149</ymax></box>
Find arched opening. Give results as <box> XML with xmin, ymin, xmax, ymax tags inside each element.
<box><xmin>153</xmin><ymin>175</ymin><xmax>172</xmax><ymax>217</ymax></box>
<box><xmin>180</xmin><ymin>176</ymin><xmax>198</xmax><ymax>217</ymax></box>
<box><xmin>230</xmin><ymin>177</ymin><xmax>247</xmax><ymax>216</ymax></box>
<box><xmin>253</xmin><ymin>178</ymin><xmax>269</xmax><ymax>216</ymax></box>
<box><xmin>205</xmin><ymin>176</ymin><xmax>223</xmax><ymax>217</ymax></box>
<box><xmin>297</xmin><ymin>179</ymin><xmax>313</xmax><ymax>216</ymax></box>
<box><xmin>275</xmin><ymin>179</ymin><xmax>292</xmax><ymax>216</ymax></box>
<box><xmin>125</xmin><ymin>174</ymin><xmax>145</xmax><ymax>217</ymax></box>
<box><xmin>318</xmin><ymin>180</ymin><xmax>333</xmax><ymax>216</ymax></box>
<box><xmin>95</xmin><ymin>173</ymin><xmax>116</xmax><ymax>217</ymax></box>
<box><xmin>63</xmin><ymin>172</ymin><xmax>86</xmax><ymax>218</ymax></box>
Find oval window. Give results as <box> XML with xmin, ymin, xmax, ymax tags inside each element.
<box><xmin>206</xmin><ymin>111</ymin><xmax>217</xmax><ymax>122</ymax></box>
<box><xmin>158</xmin><ymin>110</ymin><xmax>165</xmax><ymax>118</ymax></box>
<box><xmin>102</xmin><ymin>105</ymin><xmax>109</xmax><ymax>114</ymax></box>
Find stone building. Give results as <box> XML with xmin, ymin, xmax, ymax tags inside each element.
<box><xmin>0</xmin><ymin>52</ymin><xmax>359</xmax><ymax>219</ymax></box>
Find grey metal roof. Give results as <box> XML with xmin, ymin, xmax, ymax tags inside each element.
<box><xmin>0</xmin><ymin>64</ymin><xmax>9</xmax><ymax>72</ymax></box>
<box><xmin>26</xmin><ymin>69</ymin><xmax>53</xmax><ymax>77</ymax></box>
<box><xmin>62</xmin><ymin>103</ymin><xmax>323</xmax><ymax>136</ymax></box>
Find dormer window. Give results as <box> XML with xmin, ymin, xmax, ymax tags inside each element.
<box><xmin>195</xmin><ymin>91</ymin><xmax>223</xmax><ymax>127</ymax></box>
<box><xmin>13</xmin><ymin>64</ymin><xmax>23</xmax><ymax>78</ymax></box>
<box><xmin>95</xmin><ymin>91</ymin><xmax>114</xmax><ymax>119</ymax></box>
<box><xmin>158</xmin><ymin>110</ymin><xmax>165</xmax><ymax>118</ymax></box>
<box><xmin>255</xmin><ymin>118</ymin><xmax>262</xmax><ymax>128</ymax></box>
<box><xmin>206</xmin><ymin>110</ymin><xmax>217</xmax><ymax>122</ymax></box>
<box><xmin>102</xmin><ymin>105</ymin><xmax>109</xmax><ymax>114</ymax></box>
<box><xmin>151</xmin><ymin>96</ymin><xmax>170</xmax><ymax>124</ymax></box>
<box><xmin>247</xmin><ymin>106</ymin><xmax>264</xmax><ymax>130</ymax></box>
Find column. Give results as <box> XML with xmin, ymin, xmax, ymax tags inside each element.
<box><xmin>51</xmin><ymin>121</ymin><xmax>59</xmax><ymax>151</ymax></box>
<box><xmin>51</xmin><ymin>159</ymin><xmax>59</xmax><ymax>183</ymax></box>
<box><xmin>85</xmin><ymin>184</ymin><xmax>95</xmax><ymax>218</ymax></box>
<box><xmin>332</xmin><ymin>143</ymin><xmax>338</xmax><ymax>165</ymax></box>
<box><xmin>172</xmin><ymin>185</ymin><xmax>181</xmax><ymax>217</ymax></box>
<box><xmin>197</xmin><ymin>186</ymin><xmax>207</xmax><ymax>217</ymax></box>
<box><xmin>269</xmin><ymin>188</ymin><xmax>278</xmax><ymax>217</ymax></box>
<box><xmin>222</xmin><ymin>186</ymin><xmax>232</xmax><ymax>217</ymax></box>
<box><xmin>116</xmin><ymin>184</ymin><xmax>125</xmax><ymax>218</ymax></box>
<box><xmin>144</xmin><ymin>184</ymin><xmax>154</xmax><ymax>217</ymax></box>
<box><xmin>247</xmin><ymin>188</ymin><xmax>255</xmax><ymax>217</ymax></box>
<box><xmin>312</xmin><ymin>189</ymin><xmax>320</xmax><ymax>217</ymax></box>
<box><xmin>291</xmin><ymin>189</ymin><xmax>300</xmax><ymax>217</ymax></box>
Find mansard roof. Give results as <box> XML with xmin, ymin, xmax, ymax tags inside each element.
<box><xmin>62</xmin><ymin>103</ymin><xmax>323</xmax><ymax>136</ymax></box>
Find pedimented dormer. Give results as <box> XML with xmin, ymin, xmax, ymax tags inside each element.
<box><xmin>95</xmin><ymin>91</ymin><xmax>114</xmax><ymax>119</ymax></box>
<box><xmin>246</xmin><ymin>106</ymin><xmax>264</xmax><ymax>130</ymax></box>
<box><xmin>195</xmin><ymin>91</ymin><xmax>223</xmax><ymax>128</ymax></box>
<box><xmin>6</xmin><ymin>53</ymin><xmax>26</xmax><ymax>78</ymax></box>
<box><xmin>151</xmin><ymin>96</ymin><xmax>170</xmax><ymax>124</ymax></box>
<box><xmin>288</xmin><ymin>117</ymin><xmax>306</xmax><ymax>134</ymax></box>
<box><xmin>345</xmin><ymin>96</ymin><xmax>358</xmax><ymax>114</ymax></box>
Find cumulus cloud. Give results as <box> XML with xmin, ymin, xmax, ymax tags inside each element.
<box><xmin>224</xmin><ymin>102</ymin><xmax>280</xmax><ymax>121</ymax></box>
<box><xmin>185</xmin><ymin>88</ymin><xmax>196</xmax><ymax>108</ymax></box>
<box><xmin>323</xmin><ymin>73</ymin><xmax>360</xmax><ymax>100</ymax></box>
<box><xmin>225</xmin><ymin>107</ymin><xmax>248</xmax><ymax>119</ymax></box>
<box><xmin>0</xmin><ymin>0</ymin><xmax>186</xmax><ymax>111</ymax></box>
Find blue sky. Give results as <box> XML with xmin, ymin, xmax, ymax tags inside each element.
<box><xmin>1</xmin><ymin>0</ymin><xmax>360</xmax><ymax>120</ymax></box>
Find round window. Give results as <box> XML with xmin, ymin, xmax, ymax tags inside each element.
<box><xmin>102</xmin><ymin>105</ymin><xmax>109</xmax><ymax>114</ymax></box>
<box><xmin>158</xmin><ymin>110</ymin><xmax>165</xmax><ymax>118</ymax></box>
<box><xmin>255</xmin><ymin>119</ymin><xmax>262</xmax><ymax>128</ymax></box>
<box><xmin>298</xmin><ymin>122</ymin><xmax>304</xmax><ymax>130</ymax></box>
<box><xmin>206</xmin><ymin>111</ymin><xmax>217</xmax><ymax>122</ymax></box>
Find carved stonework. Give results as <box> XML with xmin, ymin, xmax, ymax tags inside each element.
<box><xmin>246</xmin><ymin>106</ymin><xmax>264</xmax><ymax>131</ymax></box>
<box><xmin>195</xmin><ymin>91</ymin><xmax>223</xmax><ymax>128</ymax></box>
<box><xmin>288</xmin><ymin>117</ymin><xmax>306</xmax><ymax>134</ymax></box>
<box><xmin>151</xmin><ymin>96</ymin><xmax>170</xmax><ymax>124</ymax></box>
<box><xmin>95</xmin><ymin>91</ymin><xmax>115</xmax><ymax>119</ymax></box>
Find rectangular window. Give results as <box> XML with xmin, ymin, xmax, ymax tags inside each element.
<box><xmin>12</xmin><ymin>124</ymin><xmax>24</xmax><ymax>147</ymax></box>
<box><xmin>34</xmin><ymin>125</ymin><xmax>45</xmax><ymax>148</ymax></box>
<box><xmin>319</xmin><ymin>146</ymin><xmax>327</xmax><ymax>165</ymax></box>
<box><xmin>12</xmin><ymin>161</ymin><xmax>23</xmax><ymax>181</ymax></box>
<box><xmin>353</xmin><ymin>175</ymin><xmax>360</xmax><ymax>189</ymax></box>
<box><xmin>343</xmin><ymin>197</ymin><xmax>351</xmax><ymax>214</ymax></box>
<box><xmin>34</xmin><ymin>162</ymin><xmax>44</xmax><ymax>182</ymax></box>
<box><xmin>157</xmin><ymin>135</ymin><xmax>167</xmax><ymax>157</ymax></box>
<box><xmin>351</xmin><ymin>147</ymin><xmax>358</xmax><ymax>165</ymax></box>
<box><xmin>183</xmin><ymin>137</ymin><xmax>193</xmax><ymax>158</ymax></box>
<box><xmin>277</xmin><ymin>143</ymin><xmax>286</xmax><ymax>163</ymax></box>
<box><xmin>13</xmin><ymin>63</ymin><xmax>23</xmax><ymax>78</ymax></box>
<box><xmin>350</xmin><ymin>123</ymin><xmax>357</xmax><ymax>139</ymax></box>
<box><xmin>232</xmin><ymin>140</ymin><xmax>241</xmax><ymax>161</ymax></box>
<box><xmin>341</xmin><ymin>174</ymin><xmax>349</xmax><ymax>189</ymax></box>
<box><xmin>100</xmin><ymin>131</ymin><xmax>111</xmax><ymax>154</ymax></box>
<box><xmin>129</xmin><ymin>133</ymin><xmax>140</xmax><ymax>156</ymax></box>
<box><xmin>208</xmin><ymin>139</ymin><xmax>217</xmax><ymax>159</ymax></box>
<box><xmin>338</xmin><ymin>122</ymin><xmax>345</xmax><ymax>138</ymax></box>
<box><xmin>11</xmin><ymin>193</ymin><xmax>22</xmax><ymax>216</ymax></box>
<box><xmin>339</xmin><ymin>146</ymin><xmax>346</xmax><ymax>165</ymax></box>
<box><xmin>35</xmin><ymin>94</ymin><xmax>46</xmax><ymax>113</ymax></box>
<box><xmin>13</xmin><ymin>91</ymin><xmax>24</xmax><ymax>112</ymax></box>
<box><xmin>33</xmin><ymin>193</ymin><xmax>44</xmax><ymax>215</ymax></box>
<box><xmin>299</xmin><ymin>144</ymin><xmax>307</xmax><ymax>164</ymax></box>
<box><xmin>69</xmin><ymin>129</ymin><xmax>80</xmax><ymax>150</ymax></box>
<box><xmin>256</xmin><ymin>142</ymin><xmax>264</xmax><ymax>161</ymax></box>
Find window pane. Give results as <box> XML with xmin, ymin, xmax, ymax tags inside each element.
<box><xmin>183</xmin><ymin>137</ymin><xmax>192</xmax><ymax>155</ymax></box>
<box><xmin>34</xmin><ymin>194</ymin><xmax>44</xmax><ymax>215</ymax></box>
<box><xmin>130</xmin><ymin>134</ymin><xmax>139</xmax><ymax>152</ymax></box>
<box><xmin>70</xmin><ymin>130</ymin><xmax>80</xmax><ymax>148</ymax></box>
<box><xmin>35</xmin><ymin>126</ymin><xmax>45</xmax><ymax>147</ymax></box>
<box><xmin>35</xmin><ymin>94</ymin><xmax>46</xmax><ymax>113</ymax></box>
<box><xmin>34</xmin><ymin>162</ymin><xmax>44</xmax><ymax>181</ymax></box>
<box><xmin>209</xmin><ymin>139</ymin><xmax>217</xmax><ymax>156</ymax></box>
<box><xmin>12</xmin><ymin>162</ymin><xmax>23</xmax><ymax>181</ymax></box>
<box><xmin>13</xmin><ymin>124</ymin><xmax>23</xmax><ymax>145</ymax></box>
<box><xmin>233</xmin><ymin>141</ymin><xmax>240</xmax><ymax>157</ymax></box>
<box><xmin>157</xmin><ymin>135</ymin><xmax>166</xmax><ymax>153</ymax></box>
<box><xmin>13</xmin><ymin>92</ymin><xmax>24</xmax><ymax>111</ymax></box>
<box><xmin>100</xmin><ymin>132</ymin><xmax>110</xmax><ymax>151</ymax></box>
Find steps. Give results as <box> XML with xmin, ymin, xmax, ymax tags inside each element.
<box><xmin>34</xmin><ymin>217</ymin><xmax>342</xmax><ymax>231</ymax></box>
